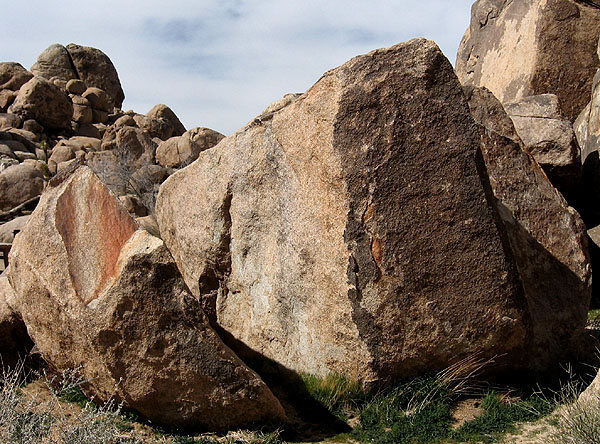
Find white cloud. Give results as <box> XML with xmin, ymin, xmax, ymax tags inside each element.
<box><xmin>0</xmin><ymin>0</ymin><xmax>473</xmax><ymax>134</ymax></box>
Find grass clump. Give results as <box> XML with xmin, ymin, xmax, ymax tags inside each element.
<box><xmin>300</xmin><ymin>373</ymin><xmax>366</xmax><ymax>420</ymax></box>
<box><xmin>548</xmin><ymin>372</ymin><xmax>600</xmax><ymax>444</ymax></box>
<box><xmin>349</xmin><ymin>355</ymin><xmax>556</xmax><ymax>444</ymax></box>
<box><xmin>0</xmin><ymin>364</ymin><xmax>144</xmax><ymax>443</ymax></box>
<box><xmin>352</xmin><ymin>375</ymin><xmax>454</xmax><ymax>444</ymax></box>
<box><xmin>451</xmin><ymin>392</ymin><xmax>552</xmax><ymax>442</ymax></box>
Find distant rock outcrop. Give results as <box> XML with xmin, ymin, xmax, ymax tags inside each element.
<box><xmin>7</xmin><ymin>166</ymin><xmax>285</xmax><ymax>429</ymax></box>
<box><xmin>456</xmin><ymin>0</ymin><xmax>600</xmax><ymax>122</ymax></box>
<box><xmin>32</xmin><ymin>43</ymin><xmax>124</xmax><ymax>109</ymax></box>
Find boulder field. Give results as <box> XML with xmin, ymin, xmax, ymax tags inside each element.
<box><xmin>2</xmin><ymin>0</ymin><xmax>600</xmax><ymax>431</ymax></box>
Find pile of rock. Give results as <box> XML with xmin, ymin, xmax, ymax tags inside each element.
<box><xmin>2</xmin><ymin>0</ymin><xmax>600</xmax><ymax>432</ymax></box>
<box><xmin>0</xmin><ymin>43</ymin><xmax>224</xmax><ymax>232</ymax></box>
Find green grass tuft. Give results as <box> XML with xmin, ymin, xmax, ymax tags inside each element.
<box><xmin>451</xmin><ymin>392</ymin><xmax>553</xmax><ymax>442</ymax></box>
<box><xmin>300</xmin><ymin>373</ymin><xmax>366</xmax><ymax>420</ymax></box>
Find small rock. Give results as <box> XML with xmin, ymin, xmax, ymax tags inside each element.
<box><xmin>0</xmin><ymin>163</ymin><xmax>44</xmax><ymax>212</ymax></box>
<box><xmin>156</xmin><ymin>127</ymin><xmax>224</xmax><ymax>168</ymax></box>
<box><xmin>119</xmin><ymin>194</ymin><xmax>148</xmax><ymax>217</ymax></box>
<box><xmin>66</xmin><ymin>79</ymin><xmax>86</xmax><ymax>95</ymax></box>
<box><xmin>146</xmin><ymin>104</ymin><xmax>186</xmax><ymax>137</ymax></box>
<box><xmin>13</xmin><ymin>151</ymin><xmax>36</xmax><ymax>162</ymax></box>
<box><xmin>0</xmin><ymin>90</ymin><xmax>17</xmax><ymax>111</ymax></box>
<box><xmin>114</xmin><ymin>114</ymin><xmax>136</xmax><ymax>127</ymax></box>
<box><xmin>504</xmin><ymin>94</ymin><xmax>581</xmax><ymax>198</ymax></box>
<box><xmin>7</xmin><ymin>128</ymin><xmax>39</xmax><ymax>143</ymax></box>
<box><xmin>0</xmin><ymin>113</ymin><xmax>21</xmax><ymax>130</ymax></box>
<box><xmin>35</xmin><ymin>148</ymin><xmax>46</xmax><ymax>161</ymax></box>
<box><xmin>0</xmin><ymin>63</ymin><xmax>33</xmax><ymax>91</ymax></box>
<box><xmin>77</xmin><ymin>123</ymin><xmax>104</xmax><ymax>139</ymax></box>
<box><xmin>0</xmin><ymin>144</ymin><xmax>15</xmax><ymax>159</ymax></box>
<box><xmin>82</xmin><ymin>87</ymin><xmax>111</xmax><ymax>112</ymax></box>
<box><xmin>0</xmin><ymin>216</ymin><xmax>29</xmax><ymax>243</ymax></box>
<box><xmin>91</xmin><ymin>108</ymin><xmax>108</xmax><ymax>124</ymax></box>
<box><xmin>70</xmin><ymin>95</ymin><xmax>90</xmax><ymax>106</ymax></box>
<box><xmin>72</xmin><ymin>103</ymin><xmax>92</xmax><ymax>124</ymax></box>
<box><xmin>0</xmin><ymin>141</ymin><xmax>27</xmax><ymax>154</ymax></box>
<box><xmin>48</xmin><ymin>145</ymin><xmax>75</xmax><ymax>174</ymax></box>
<box><xmin>22</xmin><ymin>119</ymin><xmax>43</xmax><ymax>134</ymax></box>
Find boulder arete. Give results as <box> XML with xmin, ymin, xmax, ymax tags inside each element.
<box><xmin>157</xmin><ymin>39</ymin><xmax>563</xmax><ymax>385</ymax></box>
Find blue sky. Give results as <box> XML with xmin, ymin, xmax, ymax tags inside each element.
<box><xmin>2</xmin><ymin>1</ymin><xmax>474</xmax><ymax>135</ymax></box>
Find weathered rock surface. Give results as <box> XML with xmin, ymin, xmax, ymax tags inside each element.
<box><xmin>156</xmin><ymin>127</ymin><xmax>225</xmax><ymax>168</ymax></box>
<box><xmin>456</xmin><ymin>0</ymin><xmax>600</xmax><ymax>121</ymax></box>
<box><xmin>9</xmin><ymin>77</ymin><xmax>72</xmax><ymax>130</ymax></box>
<box><xmin>504</xmin><ymin>94</ymin><xmax>581</xmax><ymax>196</ymax></box>
<box><xmin>7</xmin><ymin>166</ymin><xmax>284</xmax><ymax>429</ymax></box>
<box><xmin>157</xmin><ymin>39</ymin><xmax>548</xmax><ymax>384</ymax></box>
<box><xmin>0</xmin><ymin>271</ymin><xmax>32</xmax><ymax>368</ymax></box>
<box><xmin>0</xmin><ymin>163</ymin><xmax>44</xmax><ymax>212</ymax></box>
<box><xmin>466</xmin><ymin>86</ymin><xmax>591</xmax><ymax>365</ymax></box>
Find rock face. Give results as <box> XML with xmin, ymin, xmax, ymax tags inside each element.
<box><xmin>7</xmin><ymin>166</ymin><xmax>284</xmax><ymax>429</ymax></box>
<box><xmin>0</xmin><ymin>163</ymin><xmax>44</xmax><ymax>212</ymax></box>
<box><xmin>9</xmin><ymin>77</ymin><xmax>72</xmax><ymax>130</ymax></box>
<box><xmin>465</xmin><ymin>86</ymin><xmax>591</xmax><ymax>365</ymax></box>
<box><xmin>504</xmin><ymin>94</ymin><xmax>581</xmax><ymax>197</ymax></box>
<box><xmin>157</xmin><ymin>39</ymin><xmax>545</xmax><ymax>384</ymax></box>
<box><xmin>456</xmin><ymin>0</ymin><xmax>600</xmax><ymax>121</ymax></box>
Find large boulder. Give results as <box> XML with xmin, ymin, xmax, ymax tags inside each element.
<box><xmin>30</xmin><ymin>44</ymin><xmax>78</xmax><ymax>82</ymax></box>
<box><xmin>7</xmin><ymin>166</ymin><xmax>284</xmax><ymax>429</ymax></box>
<box><xmin>0</xmin><ymin>63</ymin><xmax>33</xmax><ymax>91</ymax></box>
<box><xmin>504</xmin><ymin>94</ymin><xmax>581</xmax><ymax>198</ymax></box>
<box><xmin>157</xmin><ymin>39</ymin><xmax>559</xmax><ymax>384</ymax></box>
<box><xmin>66</xmin><ymin>44</ymin><xmax>124</xmax><ymax>109</ymax></box>
<box><xmin>9</xmin><ymin>77</ymin><xmax>73</xmax><ymax>130</ymax></box>
<box><xmin>456</xmin><ymin>0</ymin><xmax>600</xmax><ymax>121</ymax></box>
<box><xmin>0</xmin><ymin>163</ymin><xmax>44</xmax><ymax>212</ymax></box>
<box><xmin>465</xmin><ymin>86</ymin><xmax>591</xmax><ymax>364</ymax></box>
<box><xmin>156</xmin><ymin>127</ymin><xmax>225</xmax><ymax>168</ymax></box>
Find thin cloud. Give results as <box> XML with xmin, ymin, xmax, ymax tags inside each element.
<box><xmin>0</xmin><ymin>0</ymin><xmax>474</xmax><ymax>134</ymax></box>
